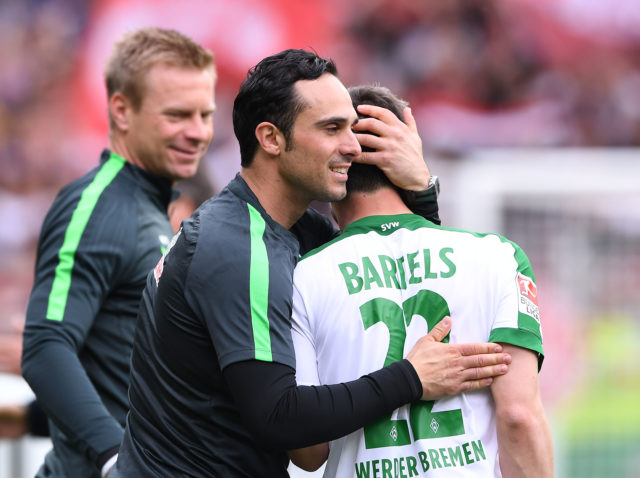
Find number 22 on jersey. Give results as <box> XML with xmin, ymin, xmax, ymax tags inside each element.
<box><xmin>360</xmin><ymin>290</ymin><xmax>464</xmax><ymax>449</ymax></box>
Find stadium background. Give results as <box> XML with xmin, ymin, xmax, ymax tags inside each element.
<box><xmin>1</xmin><ymin>0</ymin><xmax>639</xmax><ymax>476</ymax></box>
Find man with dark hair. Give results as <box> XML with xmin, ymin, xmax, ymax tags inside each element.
<box><xmin>232</xmin><ymin>50</ymin><xmax>339</xmax><ymax>168</ymax></box>
<box><xmin>289</xmin><ymin>85</ymin><xmax>554</xmax><ymax>477</ymax></box>
<box><xmin>113</xmin><ymin>50</ymin><xmax>511</xmax><ymax>477</ymax></box>
<box><xmin>21</xmin><ymin>27</ymin><xmax>216</xmax><ymax>478</ymax></box>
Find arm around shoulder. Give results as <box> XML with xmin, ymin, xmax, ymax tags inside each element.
<box><xmin>491</xmin><ymin>344</ymin><xmax>554</xmax><ymax>477</ymax></box>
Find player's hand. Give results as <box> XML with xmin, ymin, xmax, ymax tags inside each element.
<box><xmin>353</xmin><ymin>105</ymin><xmax>430</xmax><ymax>191</ymax></box>
<box><xmin>405</xmin><ymin>316</ymin><xmax>512</xmax><ymax>400</ymax></box>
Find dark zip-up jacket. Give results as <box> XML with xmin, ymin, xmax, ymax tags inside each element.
<box><xmin>22</xmin><ymin>149</ymin><xmax>175</xmax><ymax>477</ymax></box>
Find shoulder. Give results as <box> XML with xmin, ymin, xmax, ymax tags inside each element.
<box><xmin>181</xmin><ymin>192</ymin><xmax>253</xmax><ymax>281</ymax></box>
<box><xmin>429</xmin><ymin>224</ymin><xmax>529</xmax><ymax>263</ymax></box>
<box><xmin>291</xmin><ymin>207</ymin><xmax>337</xmax><ymax>255</ymax></box>
<box><xmin>42</xmin><ymin>165</ymin><xmax>135</xmax><ymax>245</ymax></box>
<box><xmin>190</xmin><ymin>190</ymin><xmax>252</xmax><ymax>245</ymax></box>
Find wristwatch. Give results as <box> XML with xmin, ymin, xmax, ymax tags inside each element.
<box><xmin>403</xmin><ymin>175</ymin><xmax>440</xmax><ymax>202</ymax></box>
<box><xmin>427</xmin><ymin>175</ymin><xmax>440</xmax><ymax>195</ymax></box>
<box><xmin>401</xmin><ymin>175</ymin><xmax>441</xmax><ymax>225</ymax></box>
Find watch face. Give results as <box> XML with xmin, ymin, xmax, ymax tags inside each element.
<box><xmin>430</xmin><ymin>176</ymin><xmax>440</xmax><ymax>193</ymax></box>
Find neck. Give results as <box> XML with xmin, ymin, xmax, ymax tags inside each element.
<box><xmin>109</xmin><ymin>134</ymin><xmax>129</xmax><ymax>161</ymax></box>
<box><xmin>240</xmin><ymin>164</ymin><xmax>310</xmax><ymax>230</ymax></box>
<box><xmin>108</xmin><ymin>135</ymin><xmax>176</xmax><ymax>185</ymax></box>
<box><xmin>109</xmin><ymin>135</ymin><xmax>143</xmax><ymax>169</ymax></box>
<box><xmin>333</xmin><ymin>187</ymin><xmax>411</xmax><ymax>231</ymax></box>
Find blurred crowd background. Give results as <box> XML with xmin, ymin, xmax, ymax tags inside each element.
<box><xmin>1</xmin><ymin>0</ymin><xmax>639</xmax><ymax>477</ymax></box>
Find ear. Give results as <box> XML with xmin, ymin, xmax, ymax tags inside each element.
<box><xmin>109</xmin><ymin>92</ymin><xmax>132</xmax><ymax>132</ymax></box>
<box><xmin>255</xmin><ymin>122</ymin><xmax>285</xmax><ymax>156</ymax></box>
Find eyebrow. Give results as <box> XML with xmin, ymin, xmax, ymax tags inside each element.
<box><xmin>163</xmin><ymin>105</ymin><xmax>217</xmax><ymax>115</ymax></box>
<box><xmin>314</xmin><ymin>116</ymin><xmax>359</xmax><ymax>127</ymax></box>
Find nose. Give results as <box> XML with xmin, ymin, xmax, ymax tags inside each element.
<box><xmin>186</xmin><ymin>115</ymin><xmax>214</xmax><ymax>144</ymax></box>
<box><xmin>340</xmin><ymin>129</ymin><xmax>361</xmax><ymax>157</ymax></box>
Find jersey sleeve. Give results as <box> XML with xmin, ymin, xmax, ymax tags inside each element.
<box><xmin>22</xmin><ymin>186</ymin><xmax>133</xmax><ymax>463</ymax></box>
<box><xmin>184</xmin><ymin>204</ymin><xmax>297</xmax><ymax>370</ymax></box>
<box><xmin>224</xmin><ymin>359</ymin><xmax>421</xmax><ymax>450</ymax></box>
<box><xmin>488</xmin><ymin>239</ymin><xmax>544</xmax><ymax>369</ymax></box>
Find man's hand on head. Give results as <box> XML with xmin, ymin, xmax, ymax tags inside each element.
<box><xmin>353</xmin><ymin>104</ymin><xmax>430</xmax><ymax>191</ymax></box>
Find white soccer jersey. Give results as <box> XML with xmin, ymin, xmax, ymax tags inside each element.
<box><xmin>291</xmin><ymin>214</ymin><xmax>543</xmax><ymax>478</ymax></box>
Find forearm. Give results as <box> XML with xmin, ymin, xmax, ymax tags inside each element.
<box><xmin>497</xmin><ymin>403</ymin><xmax>554</xmax><ymax>477</ymax></box>
<box><xmin>489</xmin><ymin>342</ymin><xmax>552</xmax><ymax>477</ymax></box>
<box><xmin>22</xmin><ymin>340</ymin><xmax>123</xmax><ymax>463</ymax></box>
<box><xmin>225</xmin><ymin>359</ymin><xmax>421</xmax><ymax>450</ymax></box>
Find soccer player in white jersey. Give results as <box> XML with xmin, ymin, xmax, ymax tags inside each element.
<box><xmin>289</xmin><ymin>86</ymin><xmax>554</xmax><ymax>477</ymax></box>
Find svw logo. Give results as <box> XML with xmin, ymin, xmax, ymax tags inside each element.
<box><xmin>381</xmin><ymin>222</ymin><xmax>400</xmax><ymax>232</ymax></box>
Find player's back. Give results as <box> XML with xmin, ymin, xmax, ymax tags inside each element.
<box><xmin>292</xmin><ymin>213</ymin><xmax>542</xmax><ymax>477</ymax></box>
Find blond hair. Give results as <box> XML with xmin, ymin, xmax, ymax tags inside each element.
<box><xmin>105</xmin><ymin>27</ymin><xmax>215</xmax><ymax>110</ymax></box>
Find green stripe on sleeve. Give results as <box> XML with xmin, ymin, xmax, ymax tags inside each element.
<box><xmin>489</xmin><ymin>327</ymin><xmax>544</xmax><ymax>370</ymax></box>
<box><xmin>46</xmin><ymin>153</ymin><xmax>126</xmax><ymax>321</ymax></box>
<box><xmin>247</xmin><ymin>204</ymin><xmax>272</xmax><ymax>361</ymax></box>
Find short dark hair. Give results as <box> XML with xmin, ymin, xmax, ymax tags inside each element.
<box><xmin>347</xmin><ymin>85</ymin><xmax>408</xmax><ymax>193</ymax></box>
<box><xmin>232</xmin><ymin>49</ymin><xmax>338</xmax><ymax>167</ymax></box>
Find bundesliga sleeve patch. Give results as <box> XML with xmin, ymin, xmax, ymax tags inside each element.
<box><xmin>154</xmin><ymin>229</ymin><xmax>182</xmax><ymax>285</ymax></box>
<box><xmin>516</xmin><ymin>272</ymin><xmax>540</xmax><ymax>322</ymax></box>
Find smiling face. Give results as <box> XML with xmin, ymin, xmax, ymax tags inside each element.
<box><xmin>122</xmin><ymin>63</ymin><xmax>216</xmax><ymax>181</ymax></box>
<box><xmin>278</xmin><ymin>73</ymin><xmax>361</xmax><ymax>204</ymax></box>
